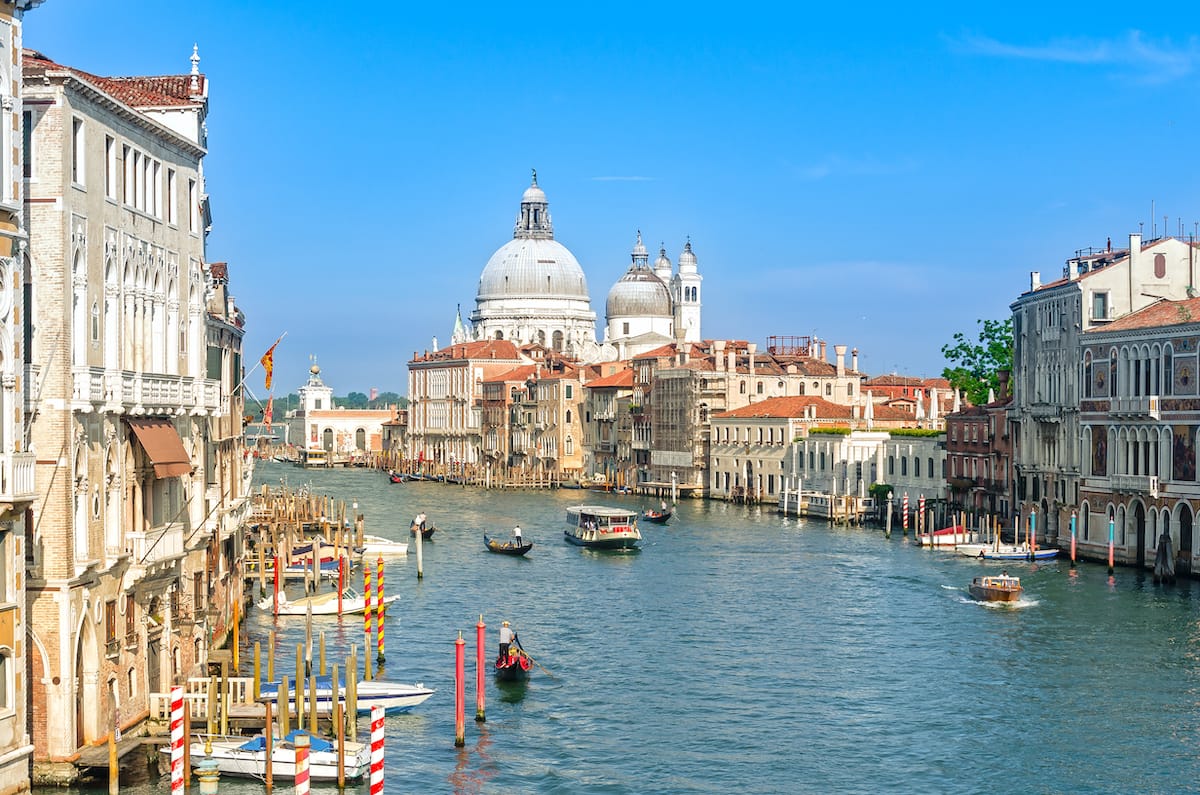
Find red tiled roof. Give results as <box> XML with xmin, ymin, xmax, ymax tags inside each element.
<box><xmin>1089</xmin><ymin>297</ymin><xmax>1200</xmax><ymax>333</ymax></box>
<box><xmin>485</xmin><ymin>365</ymin><xmax>537</xmax><ymax>383</ymax></box>
<box><xmin>585</xmin><ymin>369</ymin><xmax>634</xmax><ymax>388</ymax></box>
<box><xmin>23</xmin><ymin>49</ymin><xmax>205</xmax><ymax>107</ymax></box>
<box><xmin>714</xmin><ymin>396</ymin><xmax>852</xmax><ymax>420</ymax></box>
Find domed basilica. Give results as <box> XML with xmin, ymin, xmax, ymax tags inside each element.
<box><xmin>452</xmin><ymin>172</ymin><xmax>702</xmax><ymax>361</ymax></box>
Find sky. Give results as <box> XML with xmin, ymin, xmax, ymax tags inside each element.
<box><xmin>28</xmin><ymin>3</ymin><xmax>1200</xmax><ymax>398</ymax></box>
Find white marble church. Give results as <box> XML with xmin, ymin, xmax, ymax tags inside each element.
<box><xmin>451</xmin><ymin>172</ymin><xmax>703</xmax><ymax>361</ymax></box>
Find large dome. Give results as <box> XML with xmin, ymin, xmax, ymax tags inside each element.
<box><xmin>606</xmin><ymin>268</ymin><xmax>672</xmax><ymax>318</ymax></box>
<box><xmin>477</xmin><ymin>238</ymin><xmax>590</xmax><ymax>300</ymax></box>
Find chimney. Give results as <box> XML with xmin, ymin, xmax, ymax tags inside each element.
<box><xmin>851</xmin><ymin>348</ymin><xmax>858</xmax><ymax>372</ymax></box>
<box><xmin>1067</xmin><ymin>260</ymin><xmax>1080</xmax><ymax>281</ymax></box>
<box><xmin>1030</xmin><ymin>272</ymin><xmax>1041</xmax><ymax>291</ymax></box>
<box><xmin>714</xmin><ymin>340</ymin><xmax>726</xmax><ymax>371</ymax></box>
<box><xmin>1129</xmin><ymin>232</ymin><xmax>1142</xmax><ymax>272</ymax></box>
<box><xmin>835</xmin><ymin>345</ymin><xmax>847</xmax><ymax>377</ymax></box>
<box><xmin>997</xmin><ymin>368</ymin><xmax>1011</xmax><ymax>401</ymax></box>
<box><xmin>728</xmin><ymin>349</ymin><xmax>736</xmax><ymax>373</ymax></box>
<box><xmin>747</xmin><ymin>343</ymin><xmax>757</xmax><ymax>377</ymax></box>
<box><xmin>820</xmin><ymin>340</ymin><xmax>827</xmax><ymax>361</ymax></box>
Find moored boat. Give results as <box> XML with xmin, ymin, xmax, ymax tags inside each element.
<box><xmin>180</xmin><ymin>730</ymin><xmax>370</xmax><ymax>781</ymax></box>
<box><xmin>915</xmin><ymin>525</ymin><xmax>969</xmax><ymax>547</ymax></box>
<box><xmin>259</xmin><ymin>675</ymin><xmax>435</xmax><ymax>715</ymax></box>
<box><xmin>958</xmin><ymin>542</ymin><xmax>1058</xmax><ymax>561</ymax></box>
<box><xmin>256</xmin><ymin>588</ymin><xmax>400</xmax><ymax>616</ymax></box>
<box><xmin>484</xmin><ymin>534</ymin><xmax>533</xmax><ymax>556</ymax></box>
<box><xmin>968</xmin><ymin>574</ymin><xmax>1023</xmax><ymax>602</ymax></box>
<box><xmin>388</xmin><ymin>471</ymin><xmax>407</xmax><ymax>484</ymax></box>
<box><xmin>359</xmin><ymin>534</ymin><xmax>409</xmax><ymax>557</ymax></box>
<box><xmin>564</xmin><ymin>505</ymin><xmax>641</xmax><ymax>550</ymax></box>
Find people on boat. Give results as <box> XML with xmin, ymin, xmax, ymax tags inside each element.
<box><xmin>498</xmin><ymin>620</ymin><xmax>513</xmax><ymax>661</ymax></box>
<box><xmin>512</xmin><ymin>525</ymin><xmax>523</xmax><ymax>544</ymax></box>
<box><xmin>413</xmin><ymin>512</ymin><xmax>427</xmax><ymax>531</ymax></box>
<box><xmin>661</xmin><ymin>500</ymin><xmax>667</xmax><ymax>512</ymax></box>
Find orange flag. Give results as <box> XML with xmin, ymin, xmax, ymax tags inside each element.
<box><xmin>260</xmin><ymin>342</ymin><xmax>279</xmax><ymax>390</ymax></box>
<box><xmin>264</xmin><ymin>396</ymin><xmax>273</xmax><ymax>430</ymax></box>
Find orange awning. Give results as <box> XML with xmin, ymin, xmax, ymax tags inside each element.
<box><xmin>126</xmin><ymin>418</ymin><xmax>192</xmax><ymax>478</ymax></box>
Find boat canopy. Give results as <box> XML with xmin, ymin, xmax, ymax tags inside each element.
<box><xmin>283</xmin><ymin>730</ymin><xmax>333</xmax><ymax>752</ymax></box>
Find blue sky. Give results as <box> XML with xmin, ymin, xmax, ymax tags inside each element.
<box><xmin>30</xmin><ymin>3</ymin><xmax>1200</xmax><ymax>397</ymax></box>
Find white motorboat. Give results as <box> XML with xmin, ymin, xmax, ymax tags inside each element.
<box><xmin>358</xmin><ymin>534</ymin><xmax>409</xmax><ymax>557</ymax></box>
<box><xmin>957</xmin><ymin>542</ymin><xmax>1059</xmax><ymax>561</ymax></box>
<box><xmin>183</xmin><ymin>730</ymin><xmax>369</xmax><ymax>781</ymax></box>
<box><xmin>564</xmin><ymin>505</ymin><xmax>642</xmax><ymax>550</ymax></box>
<box><xmin>260</xmin><ymin>675</ymin><xmax>435</xmax><ymax>715</ymax></box>
<box><xmin>256</xmin><ymin>588</ymin><xmax>400</xmax><ymax>616</ymax></box>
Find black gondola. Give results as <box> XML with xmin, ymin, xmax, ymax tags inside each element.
<box><xmin>494</xmin><ymin>638</ymin><xmax>533</xmax><ymax>682</ymax></box>
<box><xmin>642</xmin><ymin>509</ymin><xmax>672</xmax><ymax>524</ymax></box>
<box><xmin>484</xmin><ymin>534</ymin><xmax>534</xmax><ymax>556</ymax></box>
<box><xmin>388</xmin><ymin>472</ymin><xmax>407</xmax><ymax>484</ymax></box>
<box><xmin>410</xmin><ymin>523</ymin><xmax>436</xmax><ymax>539</ymax></box>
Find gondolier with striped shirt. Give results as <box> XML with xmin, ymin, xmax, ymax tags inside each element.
<box><xmin>499</xmin><ymin>621</ymin><xmax>513</xmax><ymax>662</ymax></box>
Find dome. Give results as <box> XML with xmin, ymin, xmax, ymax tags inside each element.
<box><xmin>678</xmin><ymin>240</ymin><xmax>698</xmax><ymax>271</ymax></box>
<box><xmin>522</xmin><ymin>183</ymin><xmax>546</xmax><ymax>204</ymax></box>
<box><xmin>606</xmin><ymin>267</ymin><xmax>672</xmax><ymax>318</ymax></box>
<box><xmin>477</xmin><ymin>237</ymin><xmax>590</xmax><ymax>300</ymax></box>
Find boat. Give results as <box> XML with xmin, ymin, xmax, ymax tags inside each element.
<box><xmin>957</xmin><ymin>543</ymin><xmax>1059</xmax><ymax>561</ymax></box>
<box><xmin>410</xmin><ymin>523</ymin><xmax>436</xmax><ymax>539</ymax></box>
<box><xmin>494</xmin><ymin>645</ymin><xmax>533</xmax><ymax>682</ymax></box>
<box><xmin>182</xmin><ymin>730</ymin><xmax>370</xmax><ymax>781</ymax></box>
<box><xmin>915</xmin><ymin>525</ymin><xmax>969</xmax><ymax>547</ymax></box>
<box><xmin>968</xmin><ymin>574</ymin><xmax>1023</xmax><ymax>603</ymax></box>
<box><xmin>564</xmin><ymin>506</ymin><xmax>641</xmax><ymax>550</ymax></box>
<box><xmin>484</xmin><ymin>534</ymin><xmax>533</xmax><ymax>556</ymax></box>
<box><xmin>256</xmin><ymin>588</ymin><xmax>400</xmax><ymax>616</ymax></box>
<box><xmin>641</xmin><ymin>508</ymin><xmax>672</xmax><ymax>524</ymax></box>
<box><xmin>359</xmin><ymin>534</ymin><xmax>409</xmax><ymax>557</ymax></box>
<box><xmin>259</xmin><ymin>675</ymin><xmax>435</xmax><ymax>715</ymax></box>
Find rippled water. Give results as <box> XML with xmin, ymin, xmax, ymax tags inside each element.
<box><xmin>46</xmin><ymin>460</ymin><xmax>1200</xmax><ymax>794</ymax></box>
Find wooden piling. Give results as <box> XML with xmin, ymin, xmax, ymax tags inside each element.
<box><xmin>264</xmin><ymin>698</ymin><xmax>274</xmax><ymax>792</ymax></box>
<box><xmin>308</xmin><ymin>673</ymin><xmax>318</xmax><ymax>734</ymax></box>
<box><xmin>279</xmin><ymin>675</ymin><xmax>290</xmax><ymax>736</ymax></box>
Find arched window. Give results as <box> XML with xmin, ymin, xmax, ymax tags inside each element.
<box><xmin>914</xmin><ymin>457</ymin><xmax>921</xmax><ymax>477</ymax></box>
<box><xmin>825</xmin><ymin>384</ymin><xmax>832</xmax><ymax>396</ymax></box>
<box><xmin>888</xmin><ymin>455</ymin><xmax>894</xmax><ymax>475</ymax></box>
<box><xmin>566</xmin><ymin>437</ymin><xmax>573</xmax><ymax>455</ymax></box>
<box><xmin>566</xmin><ymin>410</ymin><xmax>572</xmax><ymax>424</ymax></box>
<box><xmin>928</xmin><ymin>457</ymin><xmax>934</xmax><ymax>477</ymax></box>
<box><xmin>756</xmin><ymin>382</ymin><xmax>764</xmax><ymax>395</ymax></box>
<box><xmin>355</xmin><ymin>428</ymin><xmax>366</xmax><ymax>450</ymax></box>
<box><xmin>740</xmin><ymin>381</ymin><xmax>746</xmax><ymax>394</ymax></box>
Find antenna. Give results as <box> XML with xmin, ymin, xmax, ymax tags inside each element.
<box><xmin>1152</xmin><ymin>199</ymin><xmax>1155</xmax><ymax>238</ymax></box>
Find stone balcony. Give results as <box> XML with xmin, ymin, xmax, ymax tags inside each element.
<box><xmin>1110</xmin><ymin>395</ymin><xmax>1160</xmax><ymax>420</ymax></box>
<box><xmin>72</xmin><ymin>367</ymin><xmax>223</xmax><ymax>415</ymax></box>
<box><xmin>126</xmin><ymin>522</ymin><xmax>186</xmax><ymax>571</ymax></box>
<box><xmin>1110</xmin><ymin>473</ymin><xmax>1159</xmax><ymax>497</ymax></box>
<box><xmin>0</xmin><ymin>452</ymin><xmax>35</xmax><ymax>504</ymax></box>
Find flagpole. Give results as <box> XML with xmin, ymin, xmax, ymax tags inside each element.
<box><xmin>231</xmin><ymin>331</ymin><xmax>288</xmax><ymax>397</ymax></box>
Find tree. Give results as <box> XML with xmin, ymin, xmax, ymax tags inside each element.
<box><xmin>941</xmin><ymin>318</ymin><xmax>1013</xmax><ymax>406</ymax></box>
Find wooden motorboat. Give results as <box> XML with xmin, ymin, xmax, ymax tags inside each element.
<box><xmin>494</xmin><ymin>646</ymin><xmax>533</xmax><ymax>682</ymax></box>
<box><xmin>181</xmin><ymin>730</ymin><xmax>370</xmax><ymax>781</ymax></box>
<box><xmin>257</xmin><ymin>588</ymin><xmax>399</xmax><ymax>616</ymax></box>
<box><xmin>641</xmin><ymin>508</ymin><xmax>672</xmax><ymax>524</ymax></box>
<box><xmin>968</xmin><ymin>575</ymin><xmax>1023</xmax><ymax>603</ymax></box>
<box><xmin>484</xmin><ymin>534</ymin><xmax>533</xmax><ymax>556</ymax></box>
<box><xmin>564</xmin><ymin>506</ymin><xmax>641</xmax><ymax>550</ymax></box>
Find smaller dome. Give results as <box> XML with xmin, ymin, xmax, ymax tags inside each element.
<box><xmin>522</xmin><ymin>183</ymin><xmax>546</xmax><ymax>204</ymax></box>
<box><xmin>655</xmin><ymin>246</ymin><xmax>671</xmax><ymax>271</ymax></box>
<box><xmin>679</xmin><ymin>240</ymin><xmax>697</xmax><ymax>269</ymax></box>
<box><xmin>606</xmin><ymin>268</ymin><xmax>672</xmax><ymax>319</ymax></box>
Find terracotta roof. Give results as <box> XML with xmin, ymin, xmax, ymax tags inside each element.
<box><xmin>208</xmin><ymin>262</ymin><xmax>227</xmax><ymax>280</ymax></box>
<box><xmin>413</xmin><ymin>339</ymin><xmax>522</xmax><ymax>362</ymax></box>
<box><xmin>1088</xmin><ymin>297</ymin><xmax>1200</xmax><ymax>333</ymax></box>
<box><xmin>23</xmin><ymin>49</ymin><xmax>205</xmax><ymax>107</ymax></box>
<box><xmin>714</xmin><ymin>396</ymin><xmax>852</xmax><ymax>420</ymax></box>
<box><xmin>585</xmin><ymin>369</ymin><xmax>634</xmax><ymax>388</ymax></box>
<box><xmin>485</xmin><ymin>365</ymin><xmax>538</xmax><ymax>383</ymax></box>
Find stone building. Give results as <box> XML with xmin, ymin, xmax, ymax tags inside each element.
<box><xmin>603</xmin><ymin>233</ymin><xmax>702</xmax><ymax>358</ymax></box>
<box><xmin>1010</xmin><ymin>233</ymin><xmax>1199</xmax><ymax>543</ymax></box>
<box><xmin>23</xmin><ymin>49</ymin><xmax>248</xmax><ymax>782</ymax></box>
<box><xmin>945</xmin><ymin>371</ymin><xmax>1012</xmax><ymax>522</ymax></box>
<box><xmin>286</xmin><ymin>362</ymin><xmax>397</xmax><ymax>465</ymax></box>
<box><xmin>581</xmin><ymin>367</ymin><xmax>633</xmax><ymax>486</ymax></box>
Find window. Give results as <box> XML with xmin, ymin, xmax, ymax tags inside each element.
<box><xmin>0</xmin><ymin>653</ymin><xmax>8</xmax><ymax>711</ymax></box>
<box><xmin>91</xmin><ymin>301</ymin><xmax>99</xmax><ymax>343</ymax></box>
<box><xmin>566</xmin><ymin>437</ymin><xmax>573</xmax><ymax>455</ymax></box>
<box><xmin>125</xmin><ymin>595</ymin><xmax>136</xmax><ymax>642</ymax></box>
<box><xmin>167</xmin><ymin>169</ymin><xmax>177</xmax><ymax>224</ymax></box>
<box><xmin>756</xmin><ymin>382</ymin><xmax>764</xmax><ymax>395</ymax></box>
<box><xmin>152</xmin><ymin>160</ymin><xmax>162</xmax><ymax>217</ymax></box>
<box><xmin>188</xmin><ymin>179</ymin><xmax>198</xmax><ymax>232</ymax></box>
<box><xmin>194</xmin><ymin>572</ymin><xmax>205</xmax><ymax>613</ymax></box>
<box><xmin>21</xmin><ymin>110</ymin><xmax>31</xmax><ymax>178</ymax></box>
<box><xmin>104</xmin><ymin>136</ymin><xmax>115</xmax><ymax>198</ymax></box>
<box><xmin>1092</xmin><ymin>292</ymin><xmax>1109</xmax><ymax>321</ymax></box>
<box><xmin>565</xmin><ymin>409</ymin><xmax>572</xmax><ymax>423</ymax></box>
<box><xmin>105</xmin><ymin>600</ymin><xmax>118</xmax><ymax>655</ymax></box>
<box><xmin>565</xmin><ymin>385</ymin><xmax>573</xmax><ymax>399</ymax></box>
<box><xmin>122</xmin><ymin>145</ymin><xmax>132</xmax><ymax>203</ymax></box>
<box><xmin>71</xmin><ymin>117</ymin><xmax>84</xmax><ymax>184</ymax></box>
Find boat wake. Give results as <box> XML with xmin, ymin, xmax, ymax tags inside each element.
<box><xmin>953</xmin><ymin>592</ymin><xmax>1039</xmax><ymax>609</ymax></box>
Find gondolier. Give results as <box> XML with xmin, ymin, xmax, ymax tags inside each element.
<box><xmin>513</xmin><ymin>525</ymin><xmax>523</xmax><ymax>543</ymax></box>
<box><xmin>499</xmin><ymin>621</ymin><xmax>513</xmax><ymax>661</ymax></box>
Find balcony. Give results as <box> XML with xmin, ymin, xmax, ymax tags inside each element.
<box><xmin>1111</xmin><ymin>395</ymin><xmax>1160</xmax><ymax>420</ymax></box>
<box><xmin>73</xmin><ymin>367</ymin><xmax>223</xmax><ymax>415</ymax></box>
<box><xmin>126</xmin><ymin>523</ymin><xmax>186</xmax><ymax>570</ymax></box>
<box><xmin>632</xmin><ymin>438</ymin><xmax>650</xmax><ymax>451</ymax></box>
<box><xmin>1028</xmin><ymin>403</ymin><xmax>1063</xmax><ymax>422</ymax></box>
<box><xmin>0</xmin><ymin>452</ymin><xmax>35</xmax><ymax>504</ymax></box>
<box><xmin>1111</xmin><ymin>474</ymin><xmax>1159</xmax><ymax>497</ymax></box>
<box><xmin>595</xmin><ymin>440</ymin><xmax>614</xmax><ymax>452</ymax></box>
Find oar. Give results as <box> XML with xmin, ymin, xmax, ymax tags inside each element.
<box><xmin>514</xmin><ymin>634</ymin><xmax>555</xmax><ymax>678</ymax></box>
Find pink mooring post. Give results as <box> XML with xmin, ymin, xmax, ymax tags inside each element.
<box><xmin>475</xmin><ymin>616</ymin><xmax>486</xmax><ymax>722</ymax></box>
<box><xmin>169</xmin><ymin>686</ymin><xmax>184</xmax><ymax>795</ymax></box>
<box><xmin>454</xmin><ymin>633</ymin><xmax>466</xmax><ymax>747</ymax></box>
<box><xmin>273</xmin><ymin>554</ymin><xmax>281</xmax><ymax>615</ymax></box>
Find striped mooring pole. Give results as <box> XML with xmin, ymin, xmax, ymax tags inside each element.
<box><xmin>376</xmin><ymin>556</ymin><xmax>386</xmax><ymax>663</ymax></box>
<box><xmin>902</xmin><ymin>492</ymin><xmax>909</xmax><ymax>532</ymax></box>
<box><xmin>369</xmin><ymin>705</ymin><xmax>385</xmax><ymax>795</ymax></box>
<box><xmin>294</xmin><ymin>733</ymin><xmax>310</xmax><ymax>795</ymax></box>
<box><xmin>169</xmin><ymin>685</ymin><xmax>184</xmax><ymax>795</ymax></box>
<box><xmin>364</xmin><ymin>560</ymin><xmax>374</xmax><ymax>651</ymax></box>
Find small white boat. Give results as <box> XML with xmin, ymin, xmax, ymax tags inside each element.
<box><xmin>359</xmin><ymin>534</ymin><xmax>409</xmax><ymax>557</ymax></box>
<box><xmin>257</xmin><ymin>588</ymin><xmax>400</xmax><ymax>616</ymax></box>
<box><xmin>184</xmin><ymin>730</ymin><xmax>369</xmax><ymax>781</ymax></box>
<box><xmin>915</xmin><ymin>525</ymin><xmax>971</xmax><ymax>547</ymax></box>
<box><xmin>260</xmin><ymin>675</ymin><xmax>435</xmax><ymax>715</ymax></box>
<box><xmin>957</xmin><ymin>542</ymin><xmax>1059</xmax><ymax>561</ymax></box>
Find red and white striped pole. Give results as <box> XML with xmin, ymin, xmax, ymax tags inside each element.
<box><xmin>368</xmin><ymin>705</ymin><xmax>385</xmax><ymax>795</ymax></box>
<box><xmin>376</xmin><ymin>556</ymin><xmax>385</xmax><ymax>663</ymax></box>
<box><xmin>169</xmin><ymin>685</ymin><xmax>184</xmax><ymax>795</ymax></box>
<box><xmin>294</xmin><ymin>733</ymin><xmax>310</xmax><ymax>795</ymax></box>
<box><xmin>475</xmin><ymin>615</ymin><xmax>486</xmax><ymax>723</ymax></box>
<box><xmin>902</xmin><ymin>493</ymin><xmax>909</xmax><ymax>532</ymax></box>
<box><xmin>918</xmin><ymin>495</ymin><xmax>926</xmax><ymax>534</ymax></box>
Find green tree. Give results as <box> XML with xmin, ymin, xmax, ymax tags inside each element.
<box><xmin>343</xmin><ymin>391</ymin><xmax>368</xmax><ymax>408</ymax></box>
<box><xmin>941</xmin><ymin>318</ymin><xmax>1013</xmax><ymax>405</ymax></box>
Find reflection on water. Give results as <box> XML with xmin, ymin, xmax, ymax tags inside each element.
<box><xmin>38</xmin><ymin>460</ymin><xmax>1200</xmax><ymax>794</ymax></box>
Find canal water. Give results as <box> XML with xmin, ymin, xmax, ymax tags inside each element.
<box><xmin>47</xmin><ymin>459</ymin><xmax>1200</xmax><ymax>794</ymax></box>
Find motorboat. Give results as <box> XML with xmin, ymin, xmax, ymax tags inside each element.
<box><xmin>256</xmin><ymin>588</ymin><xmax>399</xmax><ymax>616</ymax></box>
<box><xmin>259</xmin><ymin>675</ymin><xmax>435</xmax><ymax>715</ymax></box>
<box><xmin>968</xmin><ymin>574</ymin><xmax>1023</xmax><ymax>603</ymax></box>
<box><xmin>183</xmin><ymin>730</ymin><xmax>369</xmax><ymax>781</ymax></box>
<box><xmin>958</xmin><ymin>542</ymin><xmax>1058</xmax><ymax>561</ymax></box>
<box><xmin>564</xmin><ymin>506</ymin><xmax>641</xmax><ymax>550</ymax></box>
<box><xmin>358</xmin><ymin>534</ymin><xmax>409</xmax><ymax>557</ymax></box>
<box><xmin>915</xmin><ymin>525</ymin><xmax>969</xmax><ymax>547</ymax></box>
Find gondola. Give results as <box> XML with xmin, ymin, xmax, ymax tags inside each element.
<box><xmin>410</xmin><ymin>522</ymin><xmax>436</xmax><ymax>539</ymax></box>
<box><xmin>484</xmin><ymin>534</ymin><xmax>533</xmax><ymax>556</ymax></box>
<box><xmin>641</xmin><ymin>508</ymin><xmax>672</xmax><ymax>524</ymax></box>
<box><xmin>387</xmin><ymin>472</ymin><xmax>407</xmax><ymax>484</ymax></box>
<box><xmin>494</xmin><ymin>641</ymin><xmax>533</xmax><ymax>682</ymax></box>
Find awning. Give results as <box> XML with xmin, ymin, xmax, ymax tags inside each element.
<box><xmin>126</xmin><ymin>418</ymin><xmax>192</xmax><ymax>478</ymax></box>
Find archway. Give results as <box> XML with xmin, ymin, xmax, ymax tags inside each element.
<box><xmin>322</xmin><ymin>428</ymin><xmax>334</xmax><ymax>452</ymax></box>
<box><xmin>1180</xmin><ymin>503</ymin><xmax>1194</xmax><ymax>577</ymax></box>
<box><xmin>1134</xmin><ymin>502</ymin><xmax>1146</xmax><ymax>569</ymax></box>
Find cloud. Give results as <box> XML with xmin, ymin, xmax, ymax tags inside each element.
<box><xmin>590</xmin><ymin>175</ymin><xmax>655</xmax><ymax>182</ymax></box>
<box><xmin>950</xmin><ymin>30</ymin><xmax>1200</xmax><ymax>83</ymax></box>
